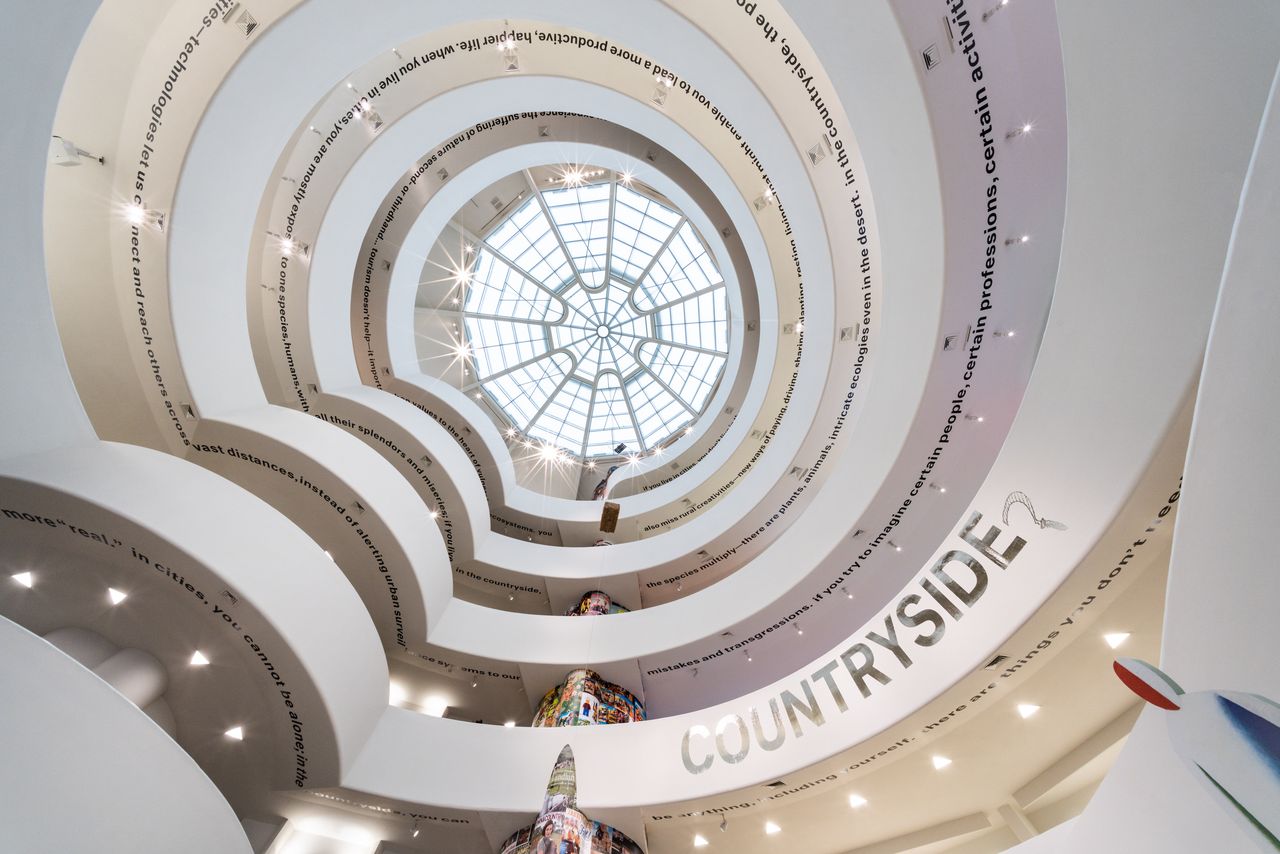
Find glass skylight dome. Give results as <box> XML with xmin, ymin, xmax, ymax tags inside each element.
<box><xmin>459</xmin><ymin>168</ymin><xmax>729</xmax><ymax>458</ymax></box>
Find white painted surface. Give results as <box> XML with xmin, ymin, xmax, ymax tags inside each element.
<box><xmin>0</xmin><ymin>616</ymin><xmax>251</xmax><ymax>853</ymax></box>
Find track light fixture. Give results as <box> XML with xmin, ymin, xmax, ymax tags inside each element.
<box><xmin>982</xmin><ymin>0</ymin><xmax>1010</xmax><ymax>22</ymax></box>
<box><xmin>49</xmin><ymin>135</ymin><xmax>104</xmax><ymax>166</ymax></box>
<box><xmin>1006</xmin><ymin>121</ymin><xmax>1035</xmax><ymax>140</ymax></box>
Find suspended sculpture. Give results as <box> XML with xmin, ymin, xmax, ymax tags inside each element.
<box><xmin>1114</xmin><ymin>658</ymin><xmax>1280</xmax><ymax>850</ymax></box>
<box><xmin>498</xmin><ymin>745</ymin><xmax>644</xmax><ymax>853</ymax></box>
<box><xmin>565</xmin><ymin>590</ymin><xmax>630</xmax><ymax>617</ymax></box>
<box><xmin>533</xmin><ymin>669</ymin><xmax>645</xmax><ymax>727</ymax></box>
<box><xmin>591</xmin><ymin>465</ymin><xmax>620</xmax><ymax>500</ymax></box>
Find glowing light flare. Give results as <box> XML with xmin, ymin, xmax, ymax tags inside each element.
<box><xmin>1104</xmin><ymin>632</ymin><xmax>1130</xmax><ymax>649</ymax></box>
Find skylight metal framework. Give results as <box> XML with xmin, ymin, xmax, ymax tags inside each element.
<box><xmin>460</xmin><ymin>169</ymin><xmax>729</xmax><ymax>458</ymax></box>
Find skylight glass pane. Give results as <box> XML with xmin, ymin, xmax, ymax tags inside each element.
<box><xmin>526</xmin><ymin>378</ymin><xmax>593</xmax><ymax>450</ymax></box>
<box><xmin>484</xmin><ymin>197</ymin><xmax>575</xmax><ymax>289</ymax></box>
<box><xmin>655</xmin><ymin>288</ymin><xmax>728</xmax><ymax>352</ymax></box>
<box><xmin>610</xmin><ymin>185</ymin><xmax>680</xmax><ymax>282</ymax></box>
<box><xmin>480</xmin><ymin>352</ymin><xmax>572</xmax><ymax>428</ymax></box>
<box><xmin>465</xmin><ymin>317</ymin><xmax>548</xmax><ymax>380</ymax></box>
<box><xmin>626</xmin><ymin>372</ymin><xmax>690</xmax><ymax>447</ymax></box>
<box><xmin>460</xmin><ymin>167</ymin><xmax>729</xmax><ymax>459</ymax></box>
<box><xmin>544</xmin><ymin>183</ymin><xmax>611</xmax><ymax>288</ymax></box>
<box><xmin>584</xmin><ymin>373</ymin><xmax>639</xmax><ymax>455</ymax></box>
<box><xmin>633</xmin><ymin>222</ymin><xmax>723</xmax><ymax>312</ymax></box>
<box><xmin>465</xmin><ymin>250</ymin><xmax>561</xmax><ymax>322</ymax></box>
<box><xmin>638</xmin><ymin>341</ymin><xmax>724</xmax><ymax>412</ymax></box>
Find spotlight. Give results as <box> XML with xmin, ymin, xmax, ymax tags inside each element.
<box><xmin>412</xmin><ymin>821</ymin><xmax>420</xmax><ymax>838</ymax></box>
<box><xmin>848</xmin><ymin>794</ymin><xmax>868</xmax><ymax>808</ymax></box>
<box><xmin>1104</xmin><ymin>632</ymin><xmax>1130</xmax><ymax>649</ymax></box>
<box><xmin>508</xmin><ymin>592</ymin><xmax>516</xmax><ymax>602</ymax></box>
<box><xmin>1007</xmin><ymin>122</ymin><xmax>1035</xmax><ymax>140</ymax></box>
<box><xmin>745</xmin><ymin>651</ymin><xmax>752</xmax><ymax>662</ymax></box>
<box><xmin>107</xmin><ymin>587</ymin><xmax>127</xmax><ymax>605</ymax></box>
<box><xmin>694</xmin><ymin>835</ymin><xmax>709</xmax><ymax>848</ymax></box>
<box><xmin>932</xmin><ymin>755</ymin><xmax>952</xmax><ymax>770</ymax></box>
<box><xmin>471</xmin><ymin>679</ymin><xmax>478</xmax><ymax>689</ymax></box>
<box><xmin>842</xmin><ymin>586</ymin><xmax>853</xmax><ymax>599</ymax></box>
<box><xmin>1017</xmin><ymin>703</ymin><xmax>1040</xmax><ymax>719</ymax></box>
<box><xmin>720</xmin><ymin>816</ymin><xmax>728</xmax><ymax>833</ymax></box>
<box><xmin>190</xmin><ymin>651</ymin><xmax>210</xmax><ymax>666</ymax></box>
<box><xmin>1005</xmin><ymin>234</ymin><xmax>1031</xmax><ymax>246</ymax></box>
<box><xmin>795</xmin><ymin>623</ymin><xmax>803</xmax><ymax>636</ymax></box>
<box><xmin>123</xmin><ymin>202</ymin><xmax>147</xmax><ymax>225</ymax></box>
<box><xmin>765</xmin><ymin>821</ymin><xmax>781</xmax><ymax>835</ymax></box>
<box><xmin>619</xmin><ymin>170</ymin><xmax>634</xmax><ymax>185</ymax></box>
<box><xmin>964</xmin><ymin>414</ymin><xmax>985</xmax><ymax>422</ymax></box>
<box><xmin>224</xmin><ymin>726</ymin><xmax>244</xmax><ymax>740</ymax></box>
<box><xmin>11</xmin><ymin>572</ymin><xmax>33</xmax><ymax>588</ymax></box>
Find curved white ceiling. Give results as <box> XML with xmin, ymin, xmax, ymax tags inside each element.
<box><xmin>5</xmin><ymin>0</ymin><xmax>1276</xmax><ymax>851</ymax></box>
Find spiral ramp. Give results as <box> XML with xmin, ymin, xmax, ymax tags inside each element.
<box><xmin>2</xmin><ymin>1</ymin><xmax>1278</xmax><ymax>852</ymax></box>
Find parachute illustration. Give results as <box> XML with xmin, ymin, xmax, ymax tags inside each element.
<box><xmin>1002</xmin><ymin>491</ymin><xmax>1068</xmax><ymax>530</ymax></box>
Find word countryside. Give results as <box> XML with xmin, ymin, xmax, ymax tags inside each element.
<box><xmin>681</xmin><ymin>510</ymin><xmax>1026</xmax><ymax>773</ymax></box>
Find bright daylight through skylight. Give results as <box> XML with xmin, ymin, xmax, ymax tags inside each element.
<box><xmin>457</xmin><ymin>168</ymin><xmax>729</xmax><ymax>459</ymax></box>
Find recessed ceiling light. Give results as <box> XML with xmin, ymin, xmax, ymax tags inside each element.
<box><xmin>422</xmin><ymin>696</ymin><xmax>448</xmax><ymax>717</ymax></box>
<box><xmin>224</xmin><ymin>726</ymin><xmax>244</xmax><ymax>740</ymax></box>
<box><xmin>389</xmin><ymin>683</ymin><xmax>406</xmax><ymax>705</ymax></box>
<box><xmin>1017</xmin><ymin>703</ymin><xmax>1040</xmax><ymax>719</ymax></box>
<box><xmin>504</xmin><ymin>720</ymin><xmax>516</xmax><ymax>728</ymax></box>
<box><xmin>932</xmin><ymin>755</ymin><xmax>952</xmax><ymax>770</ymax></box>
<box><xmin>694</xmin><ymin>834</ymin><xmax>709</xmax><ymax>847</ymax></box>
<box><xmin>107</xmin><ymin>587</ymin><xmax>127</xmax><ymax>605</ymax></box>
<box><xmin>848</xmin><ymin>793</ymin><xmax>868</xmax><ymax>808</ymax></box>
<box><xmin>190</xmin><ymin>651</ymin><xmax>210</xmax><ymax>666</ymax></box>
<box><xmin>123</xmin><ymin>201</ymin><xmax>147</xmax><ymax>225</ymax></box>
<box><xmin>764</xmin><ymin>821</ymin><xmax>781</xmax><ymax>835</ymax></box>
<box><xmin>11</xmin><ymin>571</ymin><xmax>33</xmax><ymax>588</ymax></box>
<box><xmin>1104</xmin><ymin>632</ymin><xmax>1130</xmax><ymax>649</ymax></box>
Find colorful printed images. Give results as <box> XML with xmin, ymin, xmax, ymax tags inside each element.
<box><xmin>498</xmin><ymin>745</ymin><xmax>644</xmax><ymax>854</ymax></box>
<box><xmin>533</xmin><ymin>669</ymin><xmax>645</xmax><ymax>727</ymax></box>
